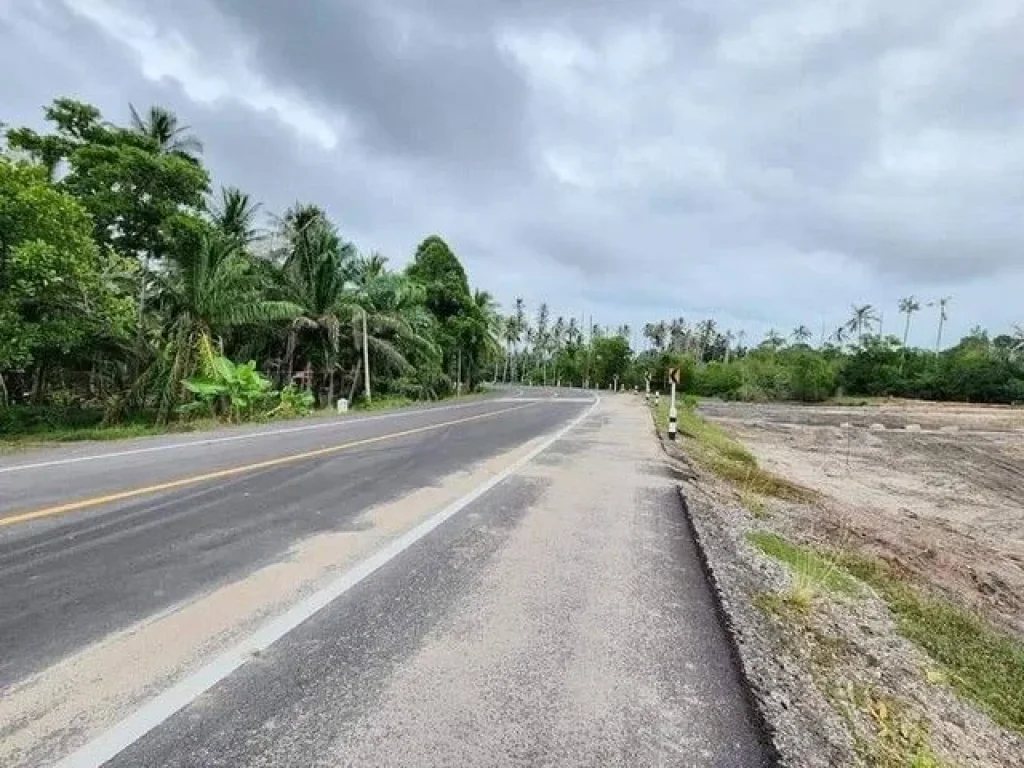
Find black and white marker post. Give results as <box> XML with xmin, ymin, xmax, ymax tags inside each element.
<box><xmin>667</xmin><ymin>367</ymin><xmax>679</xmax><ymax>441</ymax></box>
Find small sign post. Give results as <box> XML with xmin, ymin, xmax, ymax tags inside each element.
<box><xmin>667</xmin><ymin>368</ymin><xmax>679</xmax><ymax>441</ymax></box>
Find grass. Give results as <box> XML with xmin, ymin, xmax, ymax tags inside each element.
<box><xmin>652</xmin><ymin>398</ymin><xmax>814</xmax><ymax>502</ymax></box>
<box><xmin>834</xmin><ymin>552</ymin><xmax>1024</xmax><ymax>737</ymax></box>
<box><xmin>0</xmin><ymin>419</ymin><xmax>218</xmax><ymax>446</ymax></box>
<box><xmin>748</xmin><ymin>532</ymin><xmax>859</xmax><ymax>608</ymax></box>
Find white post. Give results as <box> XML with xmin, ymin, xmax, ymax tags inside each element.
<box><xmin>362</xmin><ymin>308</ymin><xmax>371</xmax><ymax>404</ymax></box>
<box><xmin>668</xmin><ymin>381</ymin><xmax>678</xmax><ymax>441</ymax></box>
<box><xmin>645</xmin><ymin>374</ymin><xmax>651</xmax><ymax>404</ymax></box>
<box><xmin>655</xmin><ymin>391</ymin><xmax>660</xmax><ymax>407</ymax></box>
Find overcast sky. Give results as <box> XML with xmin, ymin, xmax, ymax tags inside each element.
<box><xmin>3</xmin><ymin>0</ymin><xmax>1022</xmax><ymax>347</ymax></box>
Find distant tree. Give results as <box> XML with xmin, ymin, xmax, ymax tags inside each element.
<box><xmin>129</xmin><ymin>104</ymin><xmax>203</xmax><ymax>158</ymax></box>
<box><xmin>792</xmin><ymin>325</ymin><xmax>813</xmax><ymax>344</ymax></box>
<box><xmin>898</xmin><ymin>296</ymin><xmax>921</xmax><ymax>347</ymax></box>
<box><xmin>928</xmin><ymin>297</ymin><xmax>952</xmax><ymax>351</ymax></box>
<box><xmin>845</xmin><ymin>304</ymin><xmax>879</xmax><ymax>341</ymax></box>
<box><xmin>761</xmin><ymin>329</ymin><xmax>786</xmax><ymax>351</ymax></box>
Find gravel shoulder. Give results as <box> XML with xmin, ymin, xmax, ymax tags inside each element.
<box><xmin>654</xmin><ymin>398</ymin><xmax>1024</xmax><ymax>767</ymax></box>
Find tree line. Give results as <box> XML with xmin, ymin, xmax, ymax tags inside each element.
<box><xmin>1</xmin><ymin>98</ymin><xmax>503</xmax><ymax>430</ymax></box>
<box><xmin>2</xmin><ymin>98</ymin><xmax>1021</xmax><ymax>436</ymax></box>
<box><xmin>634</xmin><ymin>304</ymin><xmax>1024</xmax><ymax>404</ymax></box>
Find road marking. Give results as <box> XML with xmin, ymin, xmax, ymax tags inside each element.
<box><xmin>0</xmin><ymin>402</ymin><xmax>539</xmax><ymax>528</ymax></box>
<box><xmin>492</xmin><ymin>397</ymin><xmax>594</xmax><ymax>403</ymax></box>
<box><xmin>0</xmin><ymin>398</ymin><xmax>503</xmax><ymax>475</ymax></box>
<box><xmin>54</xmin><ymin>396</ymin><xmax>600</xmax><ymax>768</ymax></box>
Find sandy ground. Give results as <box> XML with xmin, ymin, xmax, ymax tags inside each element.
<box><xmin>699</xmin><ymin>400</ymin><xmax>1024</xmax><ymax>636</ymax></box>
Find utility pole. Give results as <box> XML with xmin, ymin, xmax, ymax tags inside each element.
<box><xmin>362</xmin><ymin>307</ymin><xmax>371</xmax><ymax>404</ymax></box>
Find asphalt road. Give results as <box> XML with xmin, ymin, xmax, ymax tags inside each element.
<box><xmin>0</xmin><ymin>390</ymin><xmax>769</xmax><ymax>767</ymax></box>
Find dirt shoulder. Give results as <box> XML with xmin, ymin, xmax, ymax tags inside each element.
<box><xmin>650</xmin><ymin>397</ymin><xmax>1024</xmax><ymax>767</ymax></box>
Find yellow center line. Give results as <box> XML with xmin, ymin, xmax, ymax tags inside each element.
<box><xmin>0</xmin><ymin>402</ymin><xmax>538</xmax><ymax>528</ymax></box>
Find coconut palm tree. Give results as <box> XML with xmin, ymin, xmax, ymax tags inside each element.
<box><xmin>154</xmin><ymin>232</ymin><xmax>301</xmax><ymax>420</ymax></box>
<box><xmin>845</xmin><ymin>304</ymin><xmax>879</xmax><ymax>341</ymax></box>
<box><xmin>644</xmin><ymin>321</ymin><xmax>667</xmax><ymax>351</ymax></box>
<box><xmin>792</xmin><ymin>325</ymin><xmax>813</xmax><ymax>344</ymax></box>
<box><xmin>898</xmin><ymin>296</ymin><xmax>921</xmax><ymax>347</ymax></box>
<box><xmin>928</xmin><ymin>297</ymin><xmax>952</xmax><ymax>351</ymax></box>
<box><xmin>129</xmin><ymin>104</ymin><xmax>203</xmax><ymax>157</ymax></box>
<box><xmin>697</xmin><ymin>319</ymin><xmax>717</xmax><ymax>361</ymax></box>
<box><xmin>761</xmin><ymin>329</ymin><xmax>786</xmax><ymax>351</ymax></box>
<box><xmin>211</xmin><ymin>186</ymin><xmax>261</xmax><ymax>246</ymax></box>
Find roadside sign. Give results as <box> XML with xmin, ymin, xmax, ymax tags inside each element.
<box><xmin>668</xmin><ymin>368</ymin><xmax>680</xmax><ymax>385</ymax></box>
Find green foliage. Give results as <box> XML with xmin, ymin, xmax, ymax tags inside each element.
<box><xmin>180</xmin><ymin>337</ymin><xmax>275</xmax><ymax>422</ymax></box>
<box><xmin>835</xmin><ymin>553</ymin><xmax>1024</xmax><ymax>736</ymax></box>
<box><xmin>0</xmin><ymin>157</ymin><xmax>135</xmax><ymax>371</ymax></box>
<box><xmin>267</xmin><ymin>384</ymin><xmax>315</xmax><ymax>418</ymax></box>
<box><xmin>748</xmin><ymin>532</ymin><xmax>859</xmax><ymax>597</ymax></box>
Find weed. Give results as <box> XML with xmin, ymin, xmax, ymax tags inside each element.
<box><xmin>836</xmin><ymin>551</ymin><xmax>1024</xmax><ymax>736</ymax></box>
<box><xmin>748</xmin><ymin>532</ymin><xmax>859</xmax><ymax>601</ymax></box>
<box><xmin>652</xmin><ymin>400</ymin><xmax>813</xmax><ymax>502</ymax></box>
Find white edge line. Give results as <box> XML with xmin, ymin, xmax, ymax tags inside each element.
<box><xmin>55</xmin><ymin>395</ymin><xmax>600</xmax><ymax>768</ymax></box>
<box><xmin>0</xmin><ymin>399</ymin><xmax>496</xmax><ymax>474</ymax></box>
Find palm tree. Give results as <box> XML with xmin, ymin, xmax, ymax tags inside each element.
<box><xmin>644</xmin><ymin>321</ymin><xmax>667</xmax><ymax>351</ymax></box>
<box><xmin>762</xmin><ymin>329</ymin><xmax>786</xmax><ymax>351</ymax></box>
<box><xmin>898</xmin><ymin>296</ymin><xmax>921</xmax><ymax>347</ymax></box>
<box><xmin>155</xmin><ymin>232</ymin><xmax>300</xmax><ymax>420</ymax></box>
<box><xmin>792</xmin><ymin>325</ymin><xmax>813</xmax><ymax>344</ymax></box>
<box><xmin>697</xmin><ymin>319</ymin><xmax>717</xmax><ymax>361</ymax></box>
<box><xmin>668</xmin><ymin>318</ymin><xmax>687</xmax><ymax>352</ymax></box>
<box><xmin>928</xmin><ymin>297</ymin><xmax>952</xmax><ymax>351</ymax></box>
<box><xmin>353</xmin><ymin>251</ymin><xmax>389</xmax><ymax>285</ymax></box>
<box><xmin>211</xmin><ymin>186</ymin><xmax>261</xmax><ymax>246</ymax></box>
<box><xmin>845</xmin><ymin>304</ymin><xmax>879</xmax><ymax>341</ymax></box>
<box><xmin>512</xmin><ymin>298</ymin><xmax>527</xmax><ymax>381</ymax></box>
<box><xmin>1010</xmin><ymin>324</ymin><xmax>1024</xmax><ymax>358</ymax></box>
<box><xmin>502</xmin><ymin>315</ymin><xmax>518</xmax><ymax>383</ymax></box>
<box><xmin>551</xmin><ymin>316</ymin><xmax>567</xmax><ymax>383</ymax></box>
<box><xmin>129</xmin><ymin>104</ymin><xmax>203</xmax><ymax>157</ymax></box>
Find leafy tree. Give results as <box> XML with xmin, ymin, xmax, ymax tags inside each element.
<box><xmin>0</xmin><ymin>157</ymin><xmax>134</xmax><ymax>397</ymax></box>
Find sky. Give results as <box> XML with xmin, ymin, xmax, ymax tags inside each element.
<box><xmin>2</xmin><ymin>0</ymin><xmax>1022</xmax><ymax>348</ymax></box>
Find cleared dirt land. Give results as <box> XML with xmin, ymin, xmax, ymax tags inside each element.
<box><xmin>698</xmin><ymin>400</ymin><xmax>1024</xmax><ymax>636</ymax></box>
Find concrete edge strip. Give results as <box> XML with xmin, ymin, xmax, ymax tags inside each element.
<box><xmin>54</xmin><ymin>395</ymin><xmax>601</xmax><ymax>768</ymax></box>
<box><xmin>673</xmin><ymin>487</ymin><xmax>784</xmax><ymax>767</ymax></box>
<box><xmin>0</xmin><ymin>398</ymin><xmax>498</xmax><ymax>474</ymax></box>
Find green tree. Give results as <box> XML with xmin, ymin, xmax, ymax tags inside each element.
<box><xmin>211</xmin><ymin>186</ymin><xmax>261</xmax><ymax>246</ymax></box>
<box><xmin>129</xmin><ymin>104</ymin><xmax>204</xmax><ymax>158</ymax></box>
<box><xmin>155</xmin><ymin>232</ymin><xmax>300</xmax><ymax>420</ymax></box>
<box><xmin>0</xmin><ymin>157</ymin><xmax>135</xmax><ymax>399</ymax></box>
<box><xmin>898</xmin><ymin>296</ymin><xmax>921</xmax><ymax>347</ymax></box>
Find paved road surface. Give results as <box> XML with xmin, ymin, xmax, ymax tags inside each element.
<box><xmin>0</xmin><ymin>391</ymin><xmax>768</xmax><ymax>767</ymax></box>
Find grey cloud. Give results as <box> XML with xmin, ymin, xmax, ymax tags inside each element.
<box><xmin>5</xmin><ymin>0</ymin><xmax>1024</xmax><ymax>346</ymax></box>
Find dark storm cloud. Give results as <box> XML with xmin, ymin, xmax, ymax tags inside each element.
<box><xmin>4</xmin><ymin>0</ymin><xmax>1024</xmax><ymax>344</ymax></box>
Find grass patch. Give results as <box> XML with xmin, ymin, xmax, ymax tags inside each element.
<box><xmin>351</xmin><ymin>395</ymin><xmax>416</xmax><ymax>412</ymax></box>
<box><xmin>749</xmin><ymin>532</ymin><xmax>859</xmax><ymax>603</ymax></box>
<box><xmin>836</xmin><ymin>552</ymin><xmax>1024</xmax><ymax>736</ymax></box>
<box><xmin>652</xmin><ymin>399</ymin><xmax>813</xmax><ymax>502</ymax></box>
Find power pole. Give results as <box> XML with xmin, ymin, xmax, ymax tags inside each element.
<box><xmin>362</xmin><ymin>308</ymin><xmax>371</xmax><ymax>404</ymax></box>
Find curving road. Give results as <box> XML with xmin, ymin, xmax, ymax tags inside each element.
<box><xmin>0</xmin><ymin>390</ymin><xmax>769</xmax><ymax>767</ymax></box>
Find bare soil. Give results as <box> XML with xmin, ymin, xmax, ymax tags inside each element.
<box><xmin>698</xmin><ymin>400</ymin><xmax>1024</xmax><ymax>637</ymax></box>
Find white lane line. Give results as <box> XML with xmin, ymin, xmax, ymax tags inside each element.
<box><xmin>54</xmin><ymin>396</ymin><xmax>600</xmax><ymax>768</ymax></box>
<box><xmin>492</xmin><ymin>397</ymin><xmax>594</xmax><ymax>403</ymax></box>
<box><xmin>0</xmin><ymin>399</ymin><xmax>502</xmax><ymax>475</ymax></box>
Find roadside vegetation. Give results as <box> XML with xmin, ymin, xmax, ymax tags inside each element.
<box><xmin>3</xmin><ymin>97</ymin><xmax>1021</xmax><ymax>445</ymax></box>
<box><xmin>652</xmin><ymin>399</ymin><xmax>812</xmax><ymax>502</ymax></box>
<box><xmin>652</xmin><ymin>396</ymin><xmax>1024</xmax><ymax>765</ymax></box>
